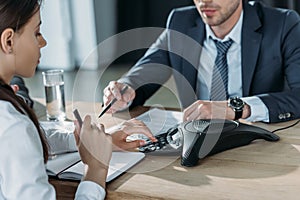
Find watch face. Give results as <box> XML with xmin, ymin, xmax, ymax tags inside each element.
<box><xmin>230</xmin><ymin>97</ymin><xmax>244</xmax><ymax>109</ymax></box>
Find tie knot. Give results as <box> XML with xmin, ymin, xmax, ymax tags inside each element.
<box><xmin>213</xmin><ymin>39</ymin><xmax>233</xmax><ymax>55</ymax></box>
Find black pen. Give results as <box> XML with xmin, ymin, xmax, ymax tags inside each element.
<box><xmin>98</xmin><ymin>85</ymin><xmax>129</xmax><ymax>118</ymax></box>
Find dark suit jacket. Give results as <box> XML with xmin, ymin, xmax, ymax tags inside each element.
<box><xmin>10</xmin><ymin>76</ymin><xmax>34</xmax><ymax>108</ymax></box>
<box><xmin>119</xmin><ymin>2</ymin><xmax>300</xmax><ymax>123</ymax></box>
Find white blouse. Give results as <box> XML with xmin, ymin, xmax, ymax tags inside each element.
<box><xmin>0</xmin><ymin>101</ymin><xmax>105</xmax><ymax>200</ymax></box>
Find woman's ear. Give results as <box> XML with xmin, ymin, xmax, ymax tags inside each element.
<box><xmin>0</xmin><ymin>28</ymin><xmax>15</xmax><ymax>54</ymax></box>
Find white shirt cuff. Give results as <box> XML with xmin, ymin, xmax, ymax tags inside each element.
<box><xmin>75</xmin><ymin>181</ymin><xmax>106</xmax><ymax>200</ymax></box>
<box><xmin>242</xmin><ymin>96</ymin><xmax>269</xmax><ymax>122</ymax></box>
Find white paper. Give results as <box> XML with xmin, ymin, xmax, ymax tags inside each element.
<box><xmin>126</xmin><ymin>108</ymin><xmax>183</xmax><ymax>140</ymax></box>
<box><xmin>46</xmin><ymin>152</ymin><xmax>80</xmax><ymax>176</ymax></box>
<box><xmin>47</xmin><ymin>152</ymin><xmax>145</xmax><ymax>182</ymax></box>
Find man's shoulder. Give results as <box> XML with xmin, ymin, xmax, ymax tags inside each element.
<box><xmin>167</xmin><ymin>6</ymin><xmax>201</xmax><ymax>28</ymax></box>
<box><xmin>171</xmin><ymin>5</ymin><xmax>198</xmax><ymax>17</ymax></box>
<box><xmin>172</xmin><ymin>5</ymin><xmax>197</xmax><ymax>13</ymax></box>
<box><xmin>246</xmin><ymin>1</ymin><xmax>300</xmax><ymax>21</ymax></box>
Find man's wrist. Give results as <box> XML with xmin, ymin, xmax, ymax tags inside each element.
<box><xmin>228</xmin><ymin>97</ymin><xmax>245</xmax><ymax>120</ymax></box>
<box><xmin>242</xmin><ymin>103</ymin><xmax>251</xmax><ymax>119</ymax></box>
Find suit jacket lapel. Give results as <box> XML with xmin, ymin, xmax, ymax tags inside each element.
<box><xmin>242</xmin><ymin>3</ymin><xmax>262</xmax><ymax>96</ymax></box>
<box><xmin>181</xmin><ymin>18</ymin><xmax>205</xmax><ymax>91</ymax></box>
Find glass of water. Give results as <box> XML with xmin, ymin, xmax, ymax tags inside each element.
<box><xmin>42</xmin><ymin>69</ymin><xmax>66</xmax><ymax>121</ymax></box>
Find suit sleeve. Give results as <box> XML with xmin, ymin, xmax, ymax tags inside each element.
<box><xmin>258</xmin><ymin>10</ymin><xmax>300</xmax><ymax>123</ymax></box>
<box><xmin>10</xmin><ymin>76</ymin><xmax>34</xmax><ymax>108</ymax></box>
<box><xmin>118</xmin><ymin>11</ymin><xmax>178</xmax><ymax>107</ymax></box>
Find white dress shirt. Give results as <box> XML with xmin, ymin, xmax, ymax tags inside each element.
<box><xmin>197</xmin><ymin>11</ymin><xmax>269</xmax><ymax>122</ymax></box>
<box><xmin>0</xmin><ymin>100</ymin><xmax>105</xmax><ymax>200</ymax></box>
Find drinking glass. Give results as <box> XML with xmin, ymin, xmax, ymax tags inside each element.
<box><xmin>42</xmin><ymin>69</ymin><xmax>66</xmax><ymax>121</ymax></box>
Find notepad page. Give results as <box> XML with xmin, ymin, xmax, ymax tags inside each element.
<box><xmin>58</xmin><ymin>152</ymin><xmax>145</xmax><ymax>182</ymax></box>
<box><xmin>46</xmin><ymin>152</ymin><xmax>81</xmax><ymax>176</ymax></box>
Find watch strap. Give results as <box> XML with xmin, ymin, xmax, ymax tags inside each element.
<box><xmin>229</xmin><ymin>97</ymin><xmax>244</xmax><ymax>120</ymax></box>
<box><xmin>234</xmin><ymin>109</ymin><xmax>243</xmax><ymax>120</ymax></box>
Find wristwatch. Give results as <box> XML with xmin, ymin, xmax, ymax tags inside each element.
<box><xmin>228</xmin><ymin>97</ymin><xmax>245</xmax><ymax>120</ymax></box>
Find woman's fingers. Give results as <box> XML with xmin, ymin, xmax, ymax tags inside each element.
<box><xmin>120</xmin><ymin>119</ymin><xmax>157</xmax><ymax>142</ymax></box>
<box><xmin>118</xmin><ymin>139</ymin><xmax>146</xmax><ymax>151</ymax></box>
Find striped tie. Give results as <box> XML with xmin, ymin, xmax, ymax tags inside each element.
<box><xmin>210</xmin><ymin>39</ymin><xmax>233</xmax><ymax>101</ymax></box>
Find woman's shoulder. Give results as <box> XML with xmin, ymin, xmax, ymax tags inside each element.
<box><xmin>0</xmin><ymin>100</ymin><xmax>28</xmax><ymax>118</ymax></box>
<box><xmin>0</xmin><ymin>100</ymin><xmax>42</xmax><ymax>153</ymax></box>
<box><xmin>0</xmin><ymin>100</ymin><xmax>35</xmax><ymax>134</ymax></box>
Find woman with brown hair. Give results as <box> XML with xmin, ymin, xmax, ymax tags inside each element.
<box><xmin>0</xmin><ymin>1</ymin><xmax>155</xmax><ymax>199</ymax></box>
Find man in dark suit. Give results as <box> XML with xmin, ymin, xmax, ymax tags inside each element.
<box><xmin>10</xmin><ymin>76</ymin><xmax>34</xmax><ymax>108</ymax></box>
<box><xmin>103</xmin><ymin>0</ymin><xmax>300</xmax><ymax>123</ymax></box>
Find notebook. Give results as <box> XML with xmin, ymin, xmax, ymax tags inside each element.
<box><xmin>46</xmin><ymin>151</ymin><xmax>145</xmax><ymax>182</ymax></box>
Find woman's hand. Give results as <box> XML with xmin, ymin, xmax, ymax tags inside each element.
<box><xmin>110</xmin><ymin>118</ymin><xmax>157</xmax><ymax>151</ymax></box>
<box><xmin>74</xmin><ymin>115</ymin><xmax>112</xmax><ymax>188</ymax></box>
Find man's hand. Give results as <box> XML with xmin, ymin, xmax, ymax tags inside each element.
<box><xmin>103</xmin><ymin>81</ymin><xmax>135</xmax><ymax>113</ymax></box>
<box><xmin>10</xmin><ymin>84</ymin><xmax>19</xmax><ymax>93</ymax></box>
<box><xmin>183</xmin><ymin>100</ymin><xmax>251</xmax><ymax>121</ymax></box>
<box><xmin>183</xmin><ymin>100</ymin><xmax>233</xmax><ymax>121</ymax></box>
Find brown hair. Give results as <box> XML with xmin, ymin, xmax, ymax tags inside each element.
<box><xmin>0</xmin><ymin>0</ymin><xmax>42</xmax><ymax>33</ymax></box>
<box><xmin>0</xmin><ymin>80</ymin><xmax>49</xmax><ymax>163</ymax></box>
<box><xmin>0</xmin><ymin>0</ymin><xmax>48</xmax><ymax>163</ymax></box>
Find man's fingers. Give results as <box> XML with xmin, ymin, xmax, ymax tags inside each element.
<box><xmin>108</xmin><ymin>81</ymin><xmax>122</xmax><ymax>100</ymax></box>
<box><xmin>186</xmin><ymin>110</ymin><xmax>201</xmax><ymax>121</ymax></box>
<box><xmin>183</xmin><ymin>100</ymin><xmax>203</xmax><ymax>121</ymax></box>
<box><xmin>10</xmin><ymin>84</ymin><xmax>19</xmax><ymax>93</ymax></box>
<box><xmin>183</xmin><ymin>105</ymin><xmax>194</xmax><ymax>121</ymax></box>
<box><xmin>122</xmin><ymin>87</ymin><xmax>135</xmax><ymax>102</ymax></box>
<box><xmin>110</xmin><ymin>100</ymin><xmax>128</xmax><ymax>111</ymax></box>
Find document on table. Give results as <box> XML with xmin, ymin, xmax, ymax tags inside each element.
<box><xmin>136</xmin><ymin>108</ymin><xmax>183</xmax><ymax>135</ymax></box>
<box><xmin>46</xmin><ymin>151</ymin><xmax>145</xmax><ymax>182</ymax></box>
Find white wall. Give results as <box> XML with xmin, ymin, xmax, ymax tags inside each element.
<box><xmin>94</xmin><ymin>0</ymin><xmax>117</xmax><ymax>68</ymax></box>
<box><xmin>69</xmin><ymin>0</ymin><xmax>98</xmax><ymax>70</ymax></box>
<box><xmin>39</xmin><ymin>0</ymin><xmax>98</xmax><ymax>70</ymax></box>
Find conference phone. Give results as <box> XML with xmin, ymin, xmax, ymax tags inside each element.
<box><xmin>139</xmin><ymin>119</ymin><xmax>280</xmax><ymax>167</ymax></box>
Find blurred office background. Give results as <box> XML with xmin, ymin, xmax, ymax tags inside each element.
<box><xmin>25</xmin><ymin>0</ymin><xmax>300</xmax><ymax>104</ymax></box>
<box><xmin>38</xmin><ymin>0</ymin><xmax>193</xmax><ymax>71</ymax></box>
<box><xmin>37</xmin><ymin>0</ymin><xmax>300</xmax><ymax>71</ymax></box>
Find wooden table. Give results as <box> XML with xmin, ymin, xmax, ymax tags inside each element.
<box><xmin>35</xmin><ymin>99</ymin><xmax>300</xmax><ymax>200</ymax></box>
